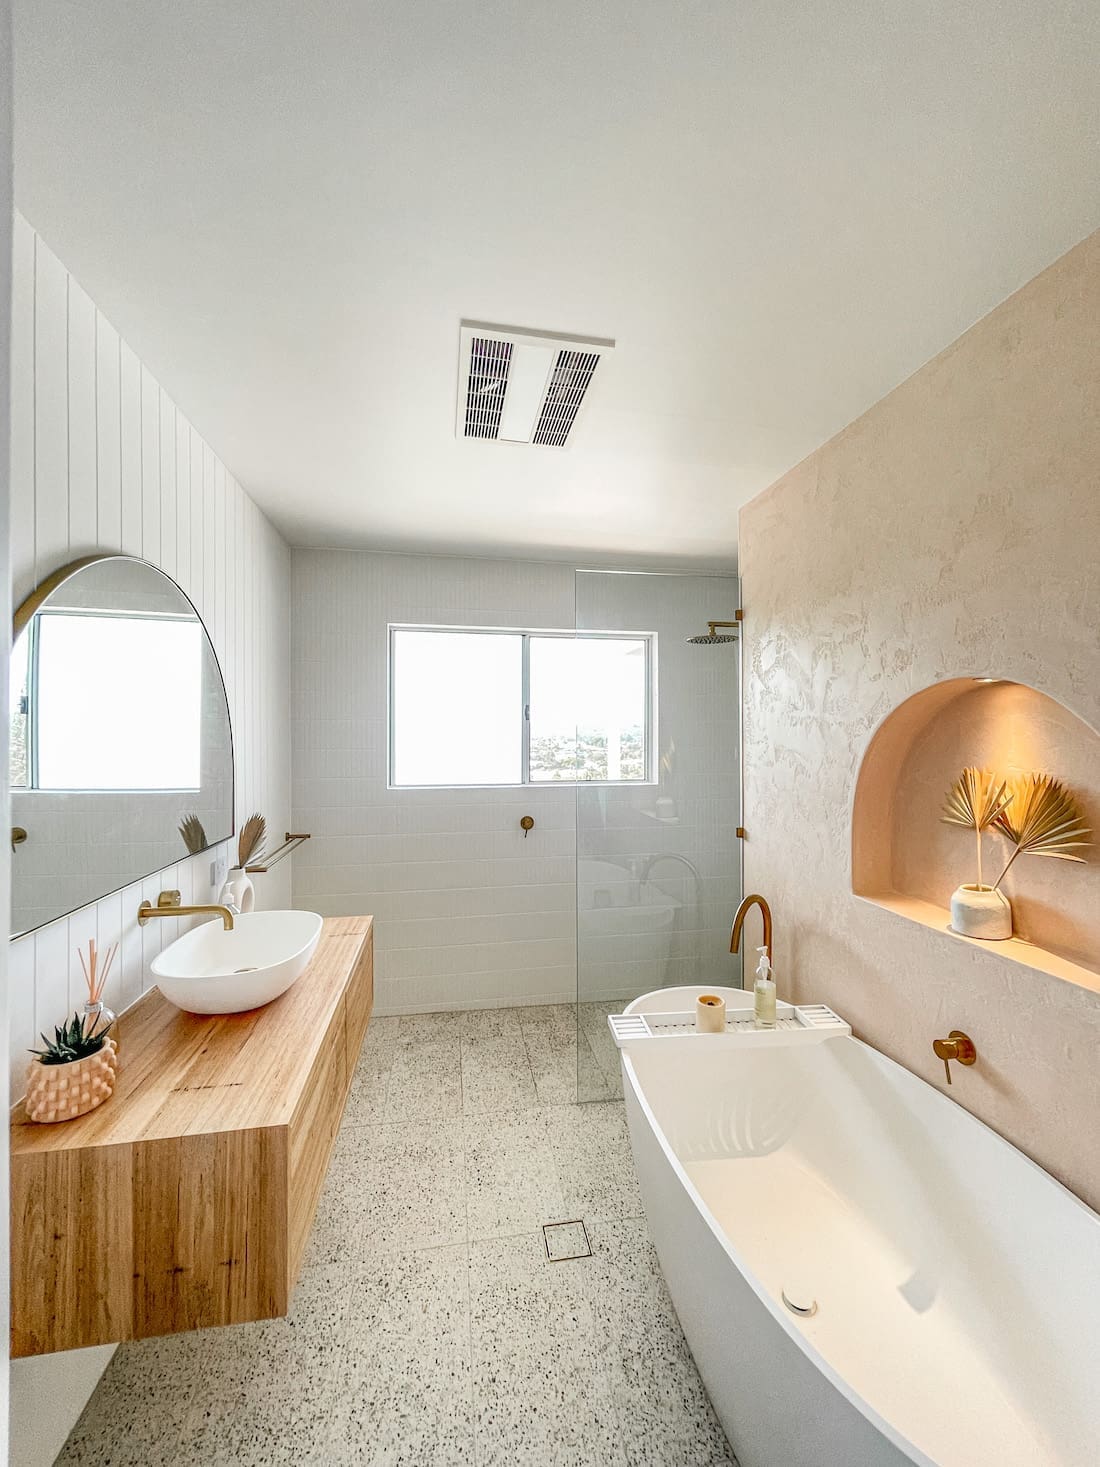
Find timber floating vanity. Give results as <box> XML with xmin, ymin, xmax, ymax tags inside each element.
<box><xmin>10</xmin><ymin>914</ymin><xmax>373</xmax><ymax>1357</ymax></box>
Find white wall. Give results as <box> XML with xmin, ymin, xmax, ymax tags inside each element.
<box><xmin>291</xmin><ymin>551</ymin><xmax>742</xmax><ymax>1017</ymax></box>
<box><xmin>1</xmin><ymin>5</ymin><xmax>15</xmax><ymax>1461</ymax></box>
<box><xmin>8</xmin><ymin>215</ymin><xmax>292</xmax><ymax>1467</ymax></box>
<box><xmin>291</xmin><ymin>550</ymin><xmax>578</xmax><ymax>1014</ymax></box>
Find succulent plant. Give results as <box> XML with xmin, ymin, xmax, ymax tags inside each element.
<box><xmin>30</xmin><ymin>1012</ymin><xmax>113</xmax><ymax>1066</ymax></box>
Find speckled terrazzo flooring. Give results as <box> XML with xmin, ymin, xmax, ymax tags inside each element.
<box><xmin>56</xmin><ymin>1005</ymin><xmax>737</xmax><ymax>1466</ymax></box>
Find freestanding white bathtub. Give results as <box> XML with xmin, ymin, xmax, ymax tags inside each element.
<box><xmin>617</xmin><ymin>986</ymin><xmax>1100</xmax><ymax>1467</ymax></box>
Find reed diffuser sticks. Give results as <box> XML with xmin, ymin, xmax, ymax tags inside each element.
<box><xmin>78</xmin><ymin>939</ymin><xmax>118</xmax><ymax>1037</ymax></box>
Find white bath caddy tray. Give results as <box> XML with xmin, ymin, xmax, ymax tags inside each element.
<box><xmin>607</xmin><ymin>1002</ymin><xmax>850</xmax><ymax>1048</ymax></box>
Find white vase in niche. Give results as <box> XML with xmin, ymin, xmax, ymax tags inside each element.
<box><xmin>950</xmin><ymin>883</ymin><xmax>1012</xmax><ymax>940</ymax></box>
<box><xmin>219</xmin><ymin>868</ymin><xmax>255</xmax><ymax>914</ymax></box>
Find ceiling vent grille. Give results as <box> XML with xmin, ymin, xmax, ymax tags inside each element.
<box><xmin>532</xmin><ymin>350</ymin><xmax>601</xmax><ymax>446</ymax></box>
<box><xmin>457</xmin><ymin>322</ymin><xmax>613</xmax><ymax>448</ymax></box>
<box><xmin>464</xmin><ymin>337</ymin><xmax>513</xmax><ymax>439</ymax></box>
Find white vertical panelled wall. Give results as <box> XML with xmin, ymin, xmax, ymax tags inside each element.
<box><xmin>8</xmin><ymin>215</ymin><xmax>291</xmax><ymax>1467</ymax></box>
<box><xmin>1</xmin><ymin>6</ymin><xmax>15</xmax><ymax>1459</ymax></box>
<box><xmin>292</xmin><ymin>549</ymin><xmax>579</xmax><ymax>1014</ymax></box>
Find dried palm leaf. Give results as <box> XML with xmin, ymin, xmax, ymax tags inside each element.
<box><xmin>941</xmin><ymin>767</ymin><xmax>1013</xmax><ymax>888</ymax></box>
<box><xmin>993</xmin><ymin>774</ymin><xmax>1090</xmax><ymax>889</ymax></box>
<box><xmin>237</xmin><ymin>812</ymin><xmax>267</xmax><ymax>869</ymax></box>
<box><xmin>179</xmin><ymin>814</ymin><xmax>207</xmax><ymax>855</ymax></box>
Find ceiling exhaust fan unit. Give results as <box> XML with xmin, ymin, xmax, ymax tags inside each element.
<box><xmin>457</xmin><ymin>321</ymin><xmax>614</xmax><ymax>448</ymax></box>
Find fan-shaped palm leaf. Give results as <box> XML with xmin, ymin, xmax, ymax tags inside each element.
<box><xmin>942</xmin><ymin>768</ymin><xmax>1012</xmax><ymax>888</ymax></box>
<box><xmin>237</xmin><ymin>812</ymin><xmax>267</xmax><ymax>869</ymax></box>
<box><xmin>993</xmin><ymin>774</ymin><xmax>1090</xmax><ymax>888</ymax></box>
<box><xmin>179</xmin><ymin>814</ymin><xmax>207</xmax><ymax>855</ymax></box>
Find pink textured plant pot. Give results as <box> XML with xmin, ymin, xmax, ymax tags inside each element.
<box><xmin>24</xmin><ymin>1038</ymin><xmax>118</xmax><ymax>1124</ymax></box>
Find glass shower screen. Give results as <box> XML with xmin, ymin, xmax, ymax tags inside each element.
<box><xmin>573</xmin><ymin>570</ymin><xmax>743</xmax><ymax>1102</ymax></box>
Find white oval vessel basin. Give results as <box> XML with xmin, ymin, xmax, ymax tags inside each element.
<box><xmin>151</xmin><ymin>910</ymin><xmax>323</xmax><ymax>1014</ymax></box>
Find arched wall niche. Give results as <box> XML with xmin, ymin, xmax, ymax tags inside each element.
<box><xmin>852</xmin><ymin>677</ymin><xmax>1100</xmax><ymax>990</ymax></box>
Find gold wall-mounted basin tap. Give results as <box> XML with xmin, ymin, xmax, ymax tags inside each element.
<box><xmin>138</xmin><ymin>890</ymin><xmax>236</xmax><ymax>930</ymax></box>
<box><xmin>932</xmin><ymin>1030</ymin><xmax>976</xmax><ymax>1084</ymax></box>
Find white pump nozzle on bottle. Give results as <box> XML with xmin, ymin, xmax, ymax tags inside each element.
<box><xmin>753</xmin><ymin>945</ymin><xmax>776</xmax><ymax>1030</ymax></box>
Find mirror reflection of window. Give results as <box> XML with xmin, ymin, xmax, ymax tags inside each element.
<box><xmin>33</xmin><ymin>613</ymin><xmax>203</xmax><ymax>791</ymax></box>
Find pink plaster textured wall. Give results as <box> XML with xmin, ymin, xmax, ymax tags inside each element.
<box><xmin>739</xmin><ymin>228</ymin><xmax>1100</xmax><ymax>1208</ymax></box>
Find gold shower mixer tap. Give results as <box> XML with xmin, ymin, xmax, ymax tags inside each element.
<box><xmin>932</xmin><ymin>1030</ymin><xmax>976</xmax><ymax>1084</ymax></box>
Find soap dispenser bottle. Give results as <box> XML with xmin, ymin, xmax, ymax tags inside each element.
<box><xmin>753</xmin><ymin>946</ymin><xmax>776</xmax><ymax>1030</ymax></box>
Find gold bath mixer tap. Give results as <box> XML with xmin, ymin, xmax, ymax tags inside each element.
<box><xmin>730</xmin><ymin>893</ymin><xmax>773</xmax><ymax>968</ymax></box>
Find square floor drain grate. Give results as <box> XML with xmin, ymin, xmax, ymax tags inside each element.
<box><xmin>542</xmin><ymin>1219</ymin><xmax>592</xmax><ymax>1262</ymax></box>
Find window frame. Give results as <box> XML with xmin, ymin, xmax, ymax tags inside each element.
<box><xmin>387</xmin><ymin>623</ymin><xmax>656</xmax><ymax>790</ymax></box>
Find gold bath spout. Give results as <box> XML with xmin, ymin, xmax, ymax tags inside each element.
<box><xmin>730</xmin><ymin>893</ymin><xmax>772</xmax><ymax>965</ymax></box>
<box><xmin>138</xmin><ymin>890</ymin><xmax>235</xmax><ymax>930</ymax></box>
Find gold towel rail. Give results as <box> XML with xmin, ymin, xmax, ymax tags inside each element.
<box><xmin>245</xmin><ymin>832</ymin><xmax>311</xmax><ymax>873</ymax></box>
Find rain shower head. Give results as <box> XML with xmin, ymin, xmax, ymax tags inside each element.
<box><xmin>687</xmin><ymin>616</ymin><xmax>741</xmax><ymax>645</ymax></box>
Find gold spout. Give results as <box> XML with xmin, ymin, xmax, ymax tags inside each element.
<box><xmin>730</xmin><ymin>893</ymin><xmax>772</xmax><ymax>965</ymax></box>
<box><xmin>932</xmin><ymin>1030</ymin><xmax>976</xmax><ymax>1085</ymax></box>
<box><xmin>138</xmin><ymin>890</ymin><xmax>235</xmax><ymax>930</ymax></box>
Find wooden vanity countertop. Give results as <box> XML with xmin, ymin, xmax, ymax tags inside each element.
<box><xmin>10</xmin><ymin>914</ymin><xmax>373</xmax><ymax>1153</ymax></box>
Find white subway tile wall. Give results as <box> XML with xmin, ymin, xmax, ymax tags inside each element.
<box><xmin>291</xmin><ymin>550</ymin><xmax>579</xmax><ymax>1014</ymax></box>
<box><xmin>291</xmin><ymin>553</ymin><xmax>742</xmax><ymax>1016</ymax></box>
<box><xmin>7</xmin><ymin>215</ymin><xmax>292</xmax><ymax>1105</ymax></box>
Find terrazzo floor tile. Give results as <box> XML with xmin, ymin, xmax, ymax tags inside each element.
<box><xmin>547</xmin><ymin>1100</ymin><xmax>645</xmax><ymax>1219</ymax></box>
<box><xmin>357</xmin><ymin>1014</ymin><xmax>401</xmax><ymax>1055</ymax></box>
<box><xmin>524</xmin><ymin>1023</ymin><xmax>611</xmax><ymax>1104</ymax></box>
<box><xmin>579</xmin><ymin>1000</ymin><xmax>627</xmax><ymax>1092</ymax></box>
<box><xmin>395</xmin><ymin>1010</ymin><xmax>463</xmax><ymax>1041</ymax></box>
<box><xmin>464</xmin><ymin>1107</ymin><xmax>568</xmax><ymax>1238</ymax></box>
<box><xmin>56</xmin><ymin>1007</ymin><xmax>735</xmax><ymax>1467</ymax></box>
<box><xmin>169</xmin><ymin>1264</ymin><xmax>352</xmax><ymax>1466</ymax></box>
<box><xmin>518</xmin><ymin>1002</ymin><xmax>578</xmax><ymax>1038</ymax></box>
<box><xmin>56</xmin><ymin>1331</ymin><xmax>203</xmax><ymax>1466</ymax></box>
<box><xmin>585</xmin><ymin>1217</ymin><xmax>737</xmax><ymax>1466</ymax></box>
<box><xmin>382</xmin><ymin>1036</ymin><xmax>462</xmax><ymax>1121</ymax></box>
<box><xmin>341</xmin><ymin>1054</ymin><xmax>390</xmax><ymax>1128</ymax></box>
<box><xmin>469</xmin><ymin>1231</ymin><xmax>629</xmax><ymax>1467</ymax></box>
<box><xmin>458</xmin><ymin>1005</ymin><xmax>524</xmax><ymax>1037</ymax></box>
<box><xmin>323</xmin><ymin>1245</ymin><xmax>473</xmax><ymax>1465</ymax></box>
<box><xmin>460</xmin><ymin>1033</ymin><xmax>540</xmax><ymax>1113</ymax></box>
<box><xmin>305</xmin><ymin>1116</ymin><xmax>468</xmax><ymax>1264</ymax></box>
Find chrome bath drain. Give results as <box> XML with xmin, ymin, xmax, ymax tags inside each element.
<box><xmin>782</xmin><ymin>1286</ymin><xmax>818</xmax><ymax>1318</ymax></box>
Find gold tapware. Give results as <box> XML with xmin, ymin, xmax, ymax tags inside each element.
<box><xmin>730</xmin><ymin>893</ymin><xmax>773</xmax><ymax>966</ymax></box>
<box><xmin>686</xmin><ymin>611</ymin><xmax>743</xmax><ymax>645</ymax></box>
<box><xmin>932</xmin><ymin>1030</ymin><xmax>977</xmax><ymax>1084</ymax></box>
<box><xmin>138</xmin><ymin>890</ymin><xmax>236</xmax><ymax>930</ymax></box>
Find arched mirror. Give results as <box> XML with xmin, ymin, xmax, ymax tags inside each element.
<box><xmin>10</xmin><ymin>555</ymin><xmax>234</xmax><ymax>937</ymax></box>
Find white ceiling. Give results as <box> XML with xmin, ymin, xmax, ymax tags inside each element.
<box><xmin>13</xmin><ymin>1</ymin><xmax>1100</xmax><ymax>570</ymax></box>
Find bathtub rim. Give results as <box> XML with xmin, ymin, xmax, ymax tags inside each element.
<box><xmin>620</xmin><ymin>1031</ymin><xmax>1100</xmax><ymax>1467</ymax></box>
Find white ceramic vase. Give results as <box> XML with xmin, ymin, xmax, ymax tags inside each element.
<box><xmin>950</xmin><ymin>883</ymin><xmax>1012</xmax><ymax>940</ymax></box>
<box><xmin>219</xmin><ymin>868</ymin><xmax>255</xmax><ymax>914</ymax></box>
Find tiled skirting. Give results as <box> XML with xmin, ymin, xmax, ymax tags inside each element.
<box><xmin>57</xmin><ymin>1009</ymin><xmax>736</xmax><ymax>1465</ymax></box>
